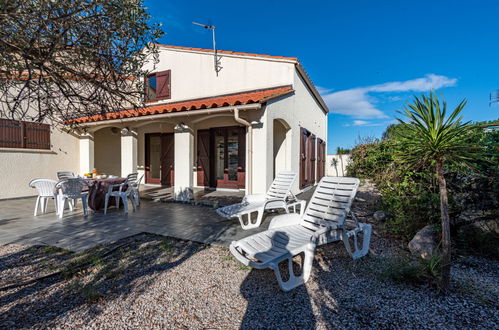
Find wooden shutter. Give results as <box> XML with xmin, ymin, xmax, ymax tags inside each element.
<box><xmin>317</xmin><ymin>139</ymin><xmax>326</xmax><ymax>181</ymax></box>
<box><xmin>24</xmin><ymin>122</ymin><xmax>50</xmax><ymax>150</ymax></box>
<box><xmin>0</xmin><ymin>119</ymin><xmax>22</xmax><ymax>148</ymax></box>
<box><xmin>300</xmin><ymin>127</ymin><xmax>308</xmax><ymax>189</ymax></box>
<box><xmin>237</xmin><ymin>126</ymin><xmax>246</xmax><ymax>188</ymax></box>
<box><xmin>197</xmin><ymin>129</ymin><xmax>211</xmax><ymax>186</ymax></box>
<box><xmin>309</xmin><ymin>134</ymin><xmax>316</xmax><ymax>185</ymax></box>
<box><xmin>156</xmin><ymin>70</ymin><xmax>171</xmax><ymax>99</ymax></box>
<box><xmin>160</xmin><ymin>133</ymin><xmax>175</xmax><ymax>186</ymax></box>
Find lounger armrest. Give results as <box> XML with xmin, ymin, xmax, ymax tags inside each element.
<box><xmin>311</xmin><ymin>225</ymin><xmax>335</xmax><ymax>245</ymax></box>
<box><xmin>229</xmin><ymin>242</ymin><xmax>266</xmax><ymax>268</ymax></box>
<box><xmin>242</xmin><ymin>194</ymin><xmax>266</xmax><ymax>204</ymax></box>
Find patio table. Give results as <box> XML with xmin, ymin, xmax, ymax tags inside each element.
<box><xmin>85</xmin><ymin>177</ymin><xmax>127</xmax><ymax>211</ymax></box>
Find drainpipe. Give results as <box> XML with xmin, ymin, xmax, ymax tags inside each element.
<box><xmin>233</xmin><ymin>107</ymin><xmax>252</xmax><ymax>195</ymax></box>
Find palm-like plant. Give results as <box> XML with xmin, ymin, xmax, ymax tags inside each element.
<box><xmin>395</xmin><ymin>91</ymin><xmax>478</xmax><ymax>293</ymax></box>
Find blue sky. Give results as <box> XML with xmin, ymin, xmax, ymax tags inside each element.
<box><xmin>145</xmin><ymin>0</ymin><xmax>499</xmax><ymax>153</ymax></box>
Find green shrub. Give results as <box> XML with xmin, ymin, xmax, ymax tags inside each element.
<box><xmin>348</xmin><ymin>121</ymin><xmax>499</xmax><ymax>244</ymax></box>
<box><xmin>381</xmin><ymin>255</ymin><xmax>442</xmax><ymax>286</ymax></box>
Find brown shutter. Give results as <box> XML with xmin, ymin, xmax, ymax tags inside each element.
<box><xmin>24</xmin><ymin>122</ymin><xmax>51</xmax><ymax>150</ymax></box>
<box><xmin>237</xmin><ymin>126</ymin><xmax>246</xmax><ymax>188</ymax></box>
<box><xmin>317</xmin><ymin>139</ymin><xmax>326</xmax><ymax>181</ymax></box>
<box><xmin>299</xmin><ymin>127</ymin><xmax>308</xmax><ymax>189</ymax></box>
<box><xmin>309</xmin><ymin>134</ymin><xmax>316</xmax><ymax>184</ymax></box>
<box><xmin>160</xmin><ymin>133</ymin><xmax>174</xmax><ymax>186</ymax></box>
<box><xmin>156</xmin><ymin>70</ymin><xmax>171</xmax><ymax>99</ymax></box>
<box><xmin>197</xmin><ymin>129</ymin><xmax>211</xmax><ymax>186</ymax></box>
<box><xmin>0</xmin><ymin>119</ymin><xmax>23</xmax><ymax>148</ymax></box>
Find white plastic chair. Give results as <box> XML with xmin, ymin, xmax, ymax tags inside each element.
<box><xmin>130</xmin><ymin>173</ymin><xmax>143</xmax><ymax>207</ymax></box>
<box><xmin>57</xmin><ymin>171</ymin><xmax>76</xmax><ymax>180</ymax></box>
<box><xmin>29</xmin><ymin>179</ymin><xmax>58</xmax><ymax>216</ymax></box>
<box><xmin>229</xmin><ymin>176</ymin><xmax>372</xmax><ymax>291</ymax></box>
<box><xmin>216</xmin><ymin>171</ymin><xmax>300</xmax><ymax>229</ymax></box>
<box><xmin>55</xmin><ymin>178</ymin><xmax>89</xmax><ymax>218</ymax></box>
<box><xmin>104</xmin><ymin>173</ymin><xmax>138</xmax><ymax>214</ymax></box>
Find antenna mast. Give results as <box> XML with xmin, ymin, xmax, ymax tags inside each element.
<box><xmin>192</xmin><ymin>22</ymin><xmax>222</xmax><ymax>75</ymax></box>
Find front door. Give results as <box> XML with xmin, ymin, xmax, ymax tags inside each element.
<box><xmin>197</xmin><ymin>126</ymin><xmax>245</xmax><ymax>189</ymax></box>
<box><xmin>145</xmin><ymin>133</ymin><xmax>174</xmax><ymax>186</ymax></box>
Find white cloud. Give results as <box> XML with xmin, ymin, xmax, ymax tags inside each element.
<box><xmin>322</xmin><ymin>74</ymin><xmax>457</xmax><ymax>119</ymax></box>
<box><xmin>316</xmin><ymin>86</ymin><xmax>334</xmax><ymax>94</ymax></box>
<box><xmin>343</xmin><ymin>120</ymin><xmax>384</xmax><ymax>127</ymax></box>
<box><xmin>343</xmin><ymin>119</ymin><xmax>401</xmax><ymax>127</ymax></box>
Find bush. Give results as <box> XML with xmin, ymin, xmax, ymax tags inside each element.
<box><xmin>381</xmin><ymin>255</ymin><xmax>442</xmax><ymax>286</ymax></box>
<box><xmin>347</xmin><ymin>121</ymin><xmax>499</xmax><ymax>246</ymax></box>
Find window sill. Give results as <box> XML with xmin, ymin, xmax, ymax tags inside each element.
<box><xmin>0</xmin><ymin>147</ymin><xmax>56</xmax><ymax>154</ymax></box>
<box><xmin>145</xmin><ymin>96</ymin><xmax>171</xmax><ymax>104</ymax></box>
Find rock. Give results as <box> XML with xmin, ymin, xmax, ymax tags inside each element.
<box><xmin>472</xmin><ymin>219</ymin><xmax>499</xmax><ymax>235</ymax></box>
<box><xmin>408</xmin><ymin>225</ymin><xmax>438</xmax><ymax>259</ymax></box>
<box><xmin>373</xmin><ymin>210</ymin><xmax>387</xmax><ymax>222</ymax></box>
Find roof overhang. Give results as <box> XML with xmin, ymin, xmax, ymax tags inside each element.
<box><xmin>80</xmin><ymin>103</ymin><xmax>262</xmax><ymax>127</ymax></box>
<box><xmin>67</xmin><ymin>86</ymin><xmax>294</xmax><ymax>125</ymax></box>
<box><xmin>296</xmin><ymin>64</ymin><xmax>329</xmax><ymax>114</ymax></box>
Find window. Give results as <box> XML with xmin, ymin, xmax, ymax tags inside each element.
<box><xmin>0</xmin><ymin>118</ymin><xmax>51</xmax><ymax>150</ymax></box>
<box><xmin>145</xmin><ymin>70</ymin><xmax>171</xmax><ymax>102</ymax></box>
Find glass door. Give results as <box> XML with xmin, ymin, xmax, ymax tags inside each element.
<box><xmin>213</xmin><ymin>127</ymin><xmax>245</xmax><ymax>189</ymax></box>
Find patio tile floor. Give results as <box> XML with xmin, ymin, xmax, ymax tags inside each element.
<box><xmin>0</xmin><ymin>197</ymin><xmax>272</xmax><ymax>251</ymax></box>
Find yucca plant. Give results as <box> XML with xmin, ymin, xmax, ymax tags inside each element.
<box><xmin>395</xmin><ymin>91</ymin><xmax>478</xmax><ymax>293</ymax></box>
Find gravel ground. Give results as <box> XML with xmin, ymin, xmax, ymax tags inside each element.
<box><xmin>1</xmin><ymin>184</ymin><xmax>497</xmax><ymax>329</ymax></box>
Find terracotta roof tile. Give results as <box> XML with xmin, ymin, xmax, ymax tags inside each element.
<box><xmin>154</xmin><ymin>44</ymin><xmax>298</xmax><ymax>61</ymax></box>
<box><xmin>71</xmin><ymin>86</ymin><xmax>294</xmax><ymax>124</ymax></box>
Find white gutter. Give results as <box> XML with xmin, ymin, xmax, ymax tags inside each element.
<box><xmin>81</xmin><ymin>103</ymin><xmax>262</xmax><ymax>127</ymax></box>
<box><xmin>233</xmin><ymin>107</ymin><xmax>253</xmax><ymax>195</ymax></box>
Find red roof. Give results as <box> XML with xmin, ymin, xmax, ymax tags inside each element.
<box><xmin>154</xmin><ymin>44</ymin><xmax>298</xmax><ymax>61</ymax></box>
<box><xmin>71</xmin><ymin>86</ymin><xmax>294</xmax><ymax>124</ymax></box>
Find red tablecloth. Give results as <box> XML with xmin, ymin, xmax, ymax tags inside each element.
<box><xmin>86</xmin><ymin>178</ymin><xmax>127</xmax><ymax>211</ymax></box>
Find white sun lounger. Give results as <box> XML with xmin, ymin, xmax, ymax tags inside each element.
<box><xmin>229</xmin><ymin>176</ymin><xmax>372</xmax><ymax>291</ymax></box>
<box><xmin>216</xmin><ymin>171</ymin><xmax>301</xmax><ymax>230</ymax></box>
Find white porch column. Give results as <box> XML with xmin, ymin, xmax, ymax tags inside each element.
<box><xmin>174</xmin><ymin>123</ymin><xmax>194</xmax><ymax>200</ymax></box>
<box><xmin>121</xmin><ymin>128</ymin><xmax>138</xmax><ymax>177</ymax></box>
<box><xmin>79</xmin><ymin>133</ymin><xmax>94</xmax><ymax>175</ymax></box>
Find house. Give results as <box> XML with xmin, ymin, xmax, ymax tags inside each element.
<box><xmin>0</xmin><ymin>44</ymin><xmax>328</xmax><ymax>199</ymax></box>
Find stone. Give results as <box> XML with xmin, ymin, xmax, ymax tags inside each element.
<box><xmin>373</xmin><ymin>210</ymin><xmax>387</xmax><ymax>222</ymax></box>
<box><xmin>408</xmin><ymin>225</ymin><xmax>438</xmax><ymax>259</ymax></box>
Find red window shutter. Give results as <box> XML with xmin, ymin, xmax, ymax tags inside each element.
<box><xmin>0</xmin><ymin>119</ymin><xmax>23</xmax><ymax>148</ymax></box>
<box><xmin>156</xmin><ymin>70</ymin><xmax>171</xmax><ymax>99</ymax></box>
<box><xmin>300</xmin><ymin>127</ymin><xmax>308</xmax><ymax>189</ymax></box>
<box><xmin>309</xmin><ymin>134</ymin><xmax>316</xmax><ymax>184</ymax></box>
<box><xmin>24</xmin><ymin>122</ymin><xmax>51</xmax><ymax>150</ymax></box>
<box><xmin>197</xmin><ymin>130</ymin><xmax>211</xmax><ymax>186</ymax></box>
<box><xmin>317</xmin><ymin>139</ymin><xmax>326</xmax><ymax>181</ymax></box>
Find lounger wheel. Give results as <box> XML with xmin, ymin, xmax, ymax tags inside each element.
<box><xmin>342</xmin><ymin>224</ymin><xmax>372</xmax><ymax>259</ymax></box>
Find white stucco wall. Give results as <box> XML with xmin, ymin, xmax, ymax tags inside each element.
<box><xmin>326</xmin><ymin>154</ymin><xmax>351</xmax><ymax>177</ymax></box>
<box><xmin>94</xmin><ymin>127</ymin><xmax>122</xmax><ymax>176</ymax></box>
<box><xmin>0</xmin><ymin>127</ymin><xmax>80</xmax><ymax>199</ymax></box>
<box><xmin>144</xmin><ymin>47</ymin><xmax>296</xmax><ymax>103</ymax></box>
<box><xmin>254</xmin><ymin>69</ymin><xmax>328</xmax><ymax>195</ymax></box>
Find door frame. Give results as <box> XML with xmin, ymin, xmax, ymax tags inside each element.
<box><xmin>197</xmin><ymin>126</ymin><xmax>246</xmax><ymax>189</ymax></box>
<box><xmin>145</xmin><ymin>132</ymin><xmax>174</xmax><ymax>186</ymax></box>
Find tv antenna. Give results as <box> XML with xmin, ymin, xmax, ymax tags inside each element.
<box><xmin>192</xmin><ymin>21</ymin><xmax>222</xmax><ymax>75</ymax></box>
<box><xmin>490</xmin><ymin>90</ymin><xmax>499</xmax><ymax>106</ymax></box>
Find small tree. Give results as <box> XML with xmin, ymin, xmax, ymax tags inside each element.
<box><xmin>0</xmin><ymin>0</ymin><xmax>163</xmax><ymax>124</ymax></box>
<box><xmin>395</xmin><ymin>91</ymin><xmax>478</xmax><ymax>293</ymax></box>
<box><xmin>331</xmin><ymin>158</ymin><xmax>339</xmax><ymax>176</ymax></box>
